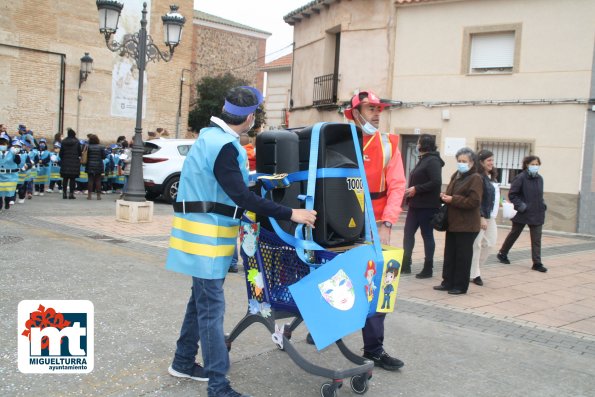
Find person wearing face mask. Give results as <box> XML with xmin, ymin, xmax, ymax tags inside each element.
<box><xmin>344</xmin><ymin>90</ymin><xmax>406</xmax><ymax>371</ymax></box>
<box><xmin>165</xmin><ymin>86</ymin><xmax>317</xmax><ymax>397</ymax></box>
<box><xmin>0</xmin><ymin>136</ymin><xmax>21</xmax><ymax>210</ymax></box>
<box><xmin>497</xmin><ymin>155</ymin><xmax>548</xmax><ymax>273</ymax></box>
<box><xmin>434</xmin><ymin>147</ymin><xmax>483</xmax><ymax>295</ymax></box>
<box><xmin>33</xmin><ymin>138</ymin><xmax>51</xmax><ymax>196</ymax></box>
<box><xmin>402</xmin><ymin>134</ymin><xmax>444</xmax><ymax>278</ymax></box>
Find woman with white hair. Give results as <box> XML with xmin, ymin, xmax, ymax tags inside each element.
<box><xmin>434</xmin><ymin>147</ymin><xmax>483</xmax><ymax>295</ymax></box>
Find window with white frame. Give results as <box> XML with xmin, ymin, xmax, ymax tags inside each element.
<box><xmin>462</xmin><ymin>24</ymin><xmax>521</xmax><ymax>75</ymax></box>
<box><xmin>476</xmin><ymin>140</ymin><xmax>532</xmax><ymax>187</ymax></box>
<box><xmin>469</xmin><ymin>31</ymin><xmax>515</xmax><ymax>73</ymax></box>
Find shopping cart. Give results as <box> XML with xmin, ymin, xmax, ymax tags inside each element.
<box><xmin>225</xmin><ymin>122</ymin><xmax>398</xmax><ymax>396</ymax></box>
<box><xmin>226</xmin><ymin>222</ymin><xmax>374</xmax><ymax>397</ymax></box>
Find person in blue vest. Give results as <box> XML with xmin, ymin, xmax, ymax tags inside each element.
<box><xmin>23</xmin><ymin>141</ymin><xmax>37</xmax><ymax>199</ymax></box>
<box><xmin>12</xmin><ymin>140</ymin><xmax>32</xmax><ymax>204</ymax></box>
<box><xmin>0</xmin><ymin>136</ymin><xmax>21</xmax><ymax>210</ymax></box>
<box><xmin>165</xmin><ymin>86</ymin><xmax>316</xmax><ymax>397</ymax></box>
<box><xmin>34</xmin><ymin>138</ymin><xmax>51</xmax><ymax>196</ymax></box>
<box><xmin>48</xmin><ymin>142</ymin><xmax>62</xmax><ymax>193</ymax></box>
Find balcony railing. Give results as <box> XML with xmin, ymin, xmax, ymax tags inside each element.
<box><xmin>313</xmin><ymin>73</ymin><xmax>338</xmax><ymax>107</ymax></box>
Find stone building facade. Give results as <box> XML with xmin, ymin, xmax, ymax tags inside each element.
<box><xmin>190</xmin><ymin>11</ymin><xmax>270</xmax><ymax>108</ymax></box>
<box><xmin>0</xmin><ymin>2</ymin><xmax>270</xmax><ymax>143</ymax></box>
<box><xmin>0</xmin><ymin>0</ymin><xmax>194</xmax><ymax>142</ymax></box>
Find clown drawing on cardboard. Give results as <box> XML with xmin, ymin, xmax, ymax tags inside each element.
<box><xmin>364</xmin><ymin>260</ymin><xmax>377</xmax><ymax>302</ymax></box>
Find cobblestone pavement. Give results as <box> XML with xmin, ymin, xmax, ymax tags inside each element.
<box><xmin>1</xmin><ymin>193</ymin><xmax>594</xmax><ymax>396</ymax></box>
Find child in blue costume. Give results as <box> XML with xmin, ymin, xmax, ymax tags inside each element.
<box><xmin>0</xmin><ymin>137</ymin><xmax>21</xmax><ymax>210</ymax></box>
<box><xmin>48</xmin><ymin>142</ymin><xmax>62</xmax><ymax>193</ymax></box>
<box><xmin>23</xmin><ymin>141</ymin><xmax>37</xmax><ymax>199</ymax></box>
<box><xmin>34</xmin><ymin>138</ymin><xmax>51</xmax><ymax>196</ymax></box>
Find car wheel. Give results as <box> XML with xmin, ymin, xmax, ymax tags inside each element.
<box><xmin>164</xmin><ymin>176</ymin><xmax>180</xmax><ymax>204</ymax></box>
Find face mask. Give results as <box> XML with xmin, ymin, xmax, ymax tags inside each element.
<box><xmin>357</xmin><ymin>113</ymin><xmax>377</xmax><ymax>135</ymax></box>
<box><xmin>242</xmin><ymin>115</ymin><xmax>255</xmax><ymax>136</ymax></box>
<box><xmin>528</xmin><ymin>165</ymin><xmax>540</xmax><ymax>174</ymax></box>
<box><xmin>40</xmin><ymin>145</ymin><xmax>47</xmax><ymax>150</ymax></box>
<box><xmin>457</xmin><ymin>162</ymin><xmax>470</xmax><ymax>173</ymax></box>
<box><xmin>0</xmin><ymin>145</ymin><xmax>7</xmax><ymax>151</ymax></box>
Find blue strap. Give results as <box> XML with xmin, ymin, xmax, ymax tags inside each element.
<box><xmin>348</xmin><ymin>123</ymin><xmax>383</xmax><ymax>260</ymax></box>
<box><xmin>263</xmin><ymin>122</ymin><xmax>383</xmax><ymax>266</ymax></box>
<box><xmin>293</xmin><ymin>122</ymin><xmax>325</xmax><ymax>265</ymax></box>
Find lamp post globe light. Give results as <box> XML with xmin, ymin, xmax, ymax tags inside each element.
<box><xmin>96</xmin><ymin>1</ymin><xmax>185</xmax><ymax>203</ymax></box>
<box><xmin>77</xmin><ymin>53</ymin><xmax>94</xmax><ymax>133</ymax></box>
<box><xmin>79</xmin><ymin>52</ymin><xmax>94</xmax><ymax>88</ymax></box>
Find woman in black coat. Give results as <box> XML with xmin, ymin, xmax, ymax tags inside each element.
<box><xmin>59</xmin><ymin>128</ymin><xmax>82</xmax><ymax>199</ymax></box>
<box><xmin>497</xmin><ymin>155</ymin><xmax>548</xmax><ymax>272</ymax></box>
<box><xmin>401</xmin><ymin>134</ymin><xmax>444</xmax><ymax>278</ymax></box>
<box><xmin>85</xmin><ymin>134</ymin><xmax>106</xmax><ymax>200</ymax></box>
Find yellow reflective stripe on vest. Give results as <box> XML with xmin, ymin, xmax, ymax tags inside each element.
<box><xmin>172</xmin><ymin>216</ymin><xmax>239</xmax><ymax>238</ymax></box>
<box><xmin>169</xmin><ymin>236</ymin><xmax>235</xmax><ymax>258</ymax></box>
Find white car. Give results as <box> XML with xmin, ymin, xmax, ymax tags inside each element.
<box><xmin>143</xmin><ymin>138</ymin><xmax>195</xmax><ymax>203</ymax></box>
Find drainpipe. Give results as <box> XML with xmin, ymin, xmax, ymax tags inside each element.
<box><xmin>176</xmin><ymin>68</ymin><xmax>192</xmax><ymax>138</ymax></box>
<box><xmin>0</xmin><ymin>43</ymin><xmax>66</xmax><ymax>136</ymax></box>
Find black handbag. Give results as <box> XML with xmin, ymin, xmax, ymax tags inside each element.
<box><xmin>431</xmin><ymin>205</ymin><xmax>448</xmax><ymax>232</ymax></box>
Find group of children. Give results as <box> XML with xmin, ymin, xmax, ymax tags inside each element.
<box><xmin>0</xmin><ymin>125</ymin><xmax>130</xmax><ymax>211</ymax></box>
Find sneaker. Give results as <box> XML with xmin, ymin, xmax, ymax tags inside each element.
<box><xmin>473</xmin><ymin>276</ymin><xmax>483</xmax><ymax>286</ymax></box>
<box><xmin>531</xmin><ymin>264</ymin><xmax>548</xmax><ymax>273</ymax></box>
<box><xmin>9</xmin><ymin>201</ymin><xmax>15</xmax><ymax>205</ymax></box>
<box><xmin>33</xmin><ymin>191</ymin><xmax>39</xmax><ymax>196</ymax></box>
<box><xmin>46</xmin><ymin>189</ymin><xmax>53</xmax><ymax>193</ymax></box>
<box><xmin>497</xmin><ymin>252</ymin><xmax>511</xmax><ymax>264</ymax></box>
<box><xmin>167</xmin><ymin>363</ymin><xmax>208</xmax><ymax>382</ymax></box>
<box><xmin>228</xmin><ymin>266</ymin><xmax>239</xmax><ymax>273</ymax></box>
<box><xmin>59</xmin><ymin>189</ymin><xmax>63</xmax><ymax>193</ymax></box>
<box><xmin>27</xmin><ymin>194</ymin><xmax>32</xmax><ymax>199</ymax></box>
<box><xmin>18</xmin><ymin>199</ymin><xmax>25</xmax><ymax>204</ymax></box>
<box><xmin>363</xmin><ymin>350</ymin><xmax>404</xmax><ymax>371</ymax></box>
<box><xmin>214</xmin><ymin>384</ymin><xmax>253</xmax><ymax>397</ymax></box>
<box><xmin>39</xmin><ymin>192</ymin><xmax>44</xmax><ymax>196</ymax></box>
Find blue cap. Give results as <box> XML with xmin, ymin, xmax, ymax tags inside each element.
<box><xmin>12</xmin><ymin>139</ymin><xmax>22</xmax><ymax>146</ymax></box>
<box><xmin>54</xmin><ymin>142</ymin><xmax>61</xmax><ymax>148</ymax></box>
<box><xmin>223</xmin><ymin>86</ymin><xmax>263</xmax><ymax>117</ymax></box>
<box><xmin>39</xmin><ymin>138</ymin><xmax>47</xmax><ymax>143</ymax></box>
<box><xmin>18</xmin><ymin>124</ymin><xmax>26</xmax><ymax>131</ymax></box>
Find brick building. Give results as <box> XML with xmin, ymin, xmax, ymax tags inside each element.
<box><xmin>0</xmin><ymin>0</ymin><xmax>194</xmax><ymax>142</ymax></box>
<box><xmin>0</xmin><ymin>1</ymin><xmax>270</xmax><ymax>142</ymax></box>
<box><xmin>190</xmin><ymin>11</ymin><xmax>270</xmax><ymax>108</ymax></box>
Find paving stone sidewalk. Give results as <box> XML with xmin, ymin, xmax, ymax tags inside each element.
<box><xmin>1</xmin><ymin>193</ymin><xmax>594</xmax><ymax>396</ymax></box>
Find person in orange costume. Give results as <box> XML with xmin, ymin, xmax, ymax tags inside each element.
<box><xmin>344</xmin><ymin>90</ymin><xmax>406</xmax><ymax>371</ymax></box>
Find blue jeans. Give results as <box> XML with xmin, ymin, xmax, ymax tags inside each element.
<box><xmin>229</xmin><ymin>244</ymin><xmax>238</xmax><ymax>271</ymax></box>
<box><xmin>173</xmin><ymin>277</ymin><xmax>230</xmax><ymax>396</ymax></box>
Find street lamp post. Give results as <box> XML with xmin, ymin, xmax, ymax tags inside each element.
<box><xmin>95</xmin><ymin>0</ymin><xmax>185</xmax><ymax>203</ymax></box>
<box><xmin>76</xmin><ymin>53</ymin><xmax>94</xmax><ymax>133</ymax></box>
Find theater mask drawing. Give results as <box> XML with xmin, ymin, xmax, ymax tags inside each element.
<box><xmin>318</xmin><ymin>269</ymin><xmax>355</xmax><ymax>311</ymax></box>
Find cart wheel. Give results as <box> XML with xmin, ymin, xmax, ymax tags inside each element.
<box><xmin>350</xmin><ymin>374</ymin><xmax>369</xmax><ymax>395</ymax></box>
<box><xmin>320</xmin><ymin>382</ymin><xmax>338</xmax><ymax>397</ymax></box>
